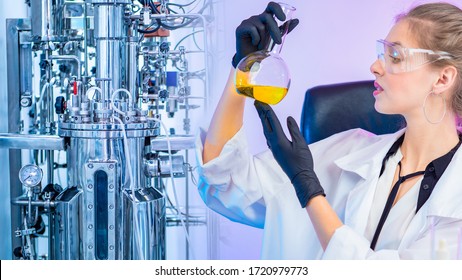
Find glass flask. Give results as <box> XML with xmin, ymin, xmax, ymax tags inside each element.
<box><xmin>235</xmin><ymin>3</ymin><xmax>296</xmax><ymax>105</ymax></box>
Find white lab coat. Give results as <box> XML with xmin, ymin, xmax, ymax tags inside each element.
<box><xmin>195</xmin><ymin>127</ymin><xmax>462</xmax><ymax>259</ymax></box>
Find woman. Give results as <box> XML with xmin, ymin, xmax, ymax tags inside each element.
<box><xmin>197</xmin><ymin>2</ymin><xmax>462</xmax><ymax>259</ymax></box>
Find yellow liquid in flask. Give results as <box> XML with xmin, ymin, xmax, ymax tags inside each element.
<box><xmin>236</xmin><ymin>85</ymin><xmax>288</xmax><ymax>105</ymax></box>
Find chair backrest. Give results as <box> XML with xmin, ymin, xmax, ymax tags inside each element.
<box><xmin>300</xmin><ymin>80</ymin><xmax>405</xmax><ymax>144</ymax></box>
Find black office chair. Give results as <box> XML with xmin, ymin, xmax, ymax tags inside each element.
<box><xmin>300</xmin><ymin>80</ymin><xmax>405</xmax><ymax>144</ymax></box>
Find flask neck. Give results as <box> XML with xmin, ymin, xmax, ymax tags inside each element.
<box><xmin>265</xmin><ymin>38</ymin><xmax>284</xmax><ymax>55</ymax></box>
<box><xmin>265</xmin><ymin>20</ymin><xmax>291</xmax><ymax>55</ymax></box>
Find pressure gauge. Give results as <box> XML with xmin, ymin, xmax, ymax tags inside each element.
<box><xmin>19</xmin><ymin>164</ymin><xmax>43</xmax><ymax>187</ymax></box>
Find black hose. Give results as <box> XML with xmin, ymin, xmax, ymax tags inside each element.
<box><xmin>137</xmin><ymin>19</ymin><xmax>161</xmax><ymax>34</ymax></box>
<box><xmin>138</xmin><ymin>24</ymin><xmax>161</xmax><ymax>34</ymax></box>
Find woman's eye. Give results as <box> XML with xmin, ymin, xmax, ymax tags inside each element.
<box><xmin>388</xmin><ymin>55</ymin><xmax>402</xmax><ymax>64</ymax></box>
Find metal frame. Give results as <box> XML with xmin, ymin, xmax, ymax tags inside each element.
<box><xmin>2</xmin><ymin>18</ymin><xmax>32</xmax><ymax>259</ymax></box>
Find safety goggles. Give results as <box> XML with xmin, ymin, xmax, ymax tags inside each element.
<box><xmin>376</xmin><ymin>39</ymin><xmax>453</xmax><ymax>74</ymax></box>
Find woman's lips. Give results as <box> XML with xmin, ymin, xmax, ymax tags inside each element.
<box><xmin>373</xmin><ymin>81</ymin><xmax>384</xmax><ymax>96</ymax></box>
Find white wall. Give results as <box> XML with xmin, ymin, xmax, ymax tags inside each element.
<box><xmin>206</xmin><ymin>0</ymin><xmax>462</xmax><ymax>259</ymax></box>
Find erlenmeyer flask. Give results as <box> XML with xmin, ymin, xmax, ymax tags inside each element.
<box><xmin>235</xmin><ymin>3</ymin><xmax>296</xmax><ymax>105</ymax></box>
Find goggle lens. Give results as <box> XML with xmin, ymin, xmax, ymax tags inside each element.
<box><xmin>376</xmin><ymin>39</ymin><xmax>452</xmax><ymax>74</ymax></box>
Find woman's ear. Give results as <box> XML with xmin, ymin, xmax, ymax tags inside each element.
<box><xmin>433</xmin><ymin>65</ymin><xmax>458</xmax><ymax>94</ymax></box>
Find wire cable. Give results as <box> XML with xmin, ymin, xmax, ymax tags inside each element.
<box><xmin>148</xmin><ymin>116</ymin><xmax>195</xmax><ymax>259</ymax></box>
<box><xmin>174</xmin><ymin>30</ymin><xmax>203</xmax><ymax>50</ymax></box>
<box><xmin>173</xmin><ymin>0</ymin><xmax>199</xmax><ymax>8</ymax></box>
<box><xmin>186</xmin><ymin>0</ymin><xmax>203</xmax><ymax>13</ymax></box>
<box><xmin>192</xmin><ymin>26</ymin><xmax>203</xmax><ymax>51</ymax></box>
<box><xmin>185</xmin><ymin>163</ymin><xmax>198</xmax><ymax>186</ymax></box>
<box><xmin>163</xmin><ymin>177</ymin><xmax>200</xmax><ymax>218</ymax></box>
<box><xmin>112</xmin><ymin>88</ymin><xmax>133</xmax><ymax>105</ymax></box>
<box><xmin>36</xmin><ymin>77</ymin><xmax>56</xmax><ymax>113</ymax></box>
<box><xmin>166</xmin><ymin>3</ymin><xmax>186</xmax><ymax>14</ymax></box>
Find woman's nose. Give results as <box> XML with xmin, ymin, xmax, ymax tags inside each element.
<box><xmin>370</xmin><ymin>59</ymin><xmax>385</xmax><ymax>77</ymax></box>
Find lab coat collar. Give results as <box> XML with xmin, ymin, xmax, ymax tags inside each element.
<box><xmin>334</xmin><ymin>128</ymin><xmax>406</xmax><ymax>179</ymax></box>
<box><xmin>424</xmin><ymin>144</ymin><xmax>462</xmax><ymax>219</ymax></box>
<box><xmin>399</xmin><ymin>145</ymin><xmax>462</xmax><ymax>251</ymax></box>
<box><xmin>332</xmin><ymin>129</ymin><xmax>405</xmax><ymax>235</ymax></box>
<box><xmin>334</xmin><ymin>127</ymin><xmax>462</xmax><ymax>220</ymax></box>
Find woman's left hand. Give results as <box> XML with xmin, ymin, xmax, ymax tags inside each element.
<box><xmin>254</xmin><ymin>101</ymin><xmax>325</xmax><ymax>207</ymax></box>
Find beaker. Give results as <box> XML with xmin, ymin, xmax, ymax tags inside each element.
<box><xmin>235</xmin><ymin>3</ymin><xmax>296</xmax><ymax>105</ymax></box>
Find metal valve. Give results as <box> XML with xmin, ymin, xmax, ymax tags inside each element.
<box><xmin>144</xmin><ymin>154</ymin><xmax>185</xmax><ymax>178</ymax></box>
<box><xmin>55</xmin><ymin>96</ymin><xmax>66</xmax><ymax>114</ymax></box>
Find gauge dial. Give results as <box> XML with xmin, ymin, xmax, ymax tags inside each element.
<box><xmin>19</xmin><ymin>164</ymin><xmax>43</xmax><ymax>187</ymax></box>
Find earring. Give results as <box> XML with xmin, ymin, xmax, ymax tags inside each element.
<box><xmin>422</xmin><ymin>90</ymin><xmax>446</xmax><ymax>124</ymax></box>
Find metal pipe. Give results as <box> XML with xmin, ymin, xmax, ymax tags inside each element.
<box><xmin>150</xmin><ymin>136</ymin><xmax>195</xmax><ymax>153</ymax></box>
<box><xmin>166</xmin><ymin>217</ymin><xmax>205</xmax><ymax>227</ymax></box>
<box><xmin>130</xmin><ymin>13</ymin><xmax>207</xmax><ymax>21</ymax></box>
<box><xmin>42</xmin><ymin>50</ymin><xmax>51</xmax><ymax>134</ymax></box>
<box><xmin>143</xmin><ymin>50</ymin><xmax>204</xmax><ymax>56</ymax></box>
<box><xmin>185</xmin><ymin>152</ymin><xmax>189</xmax><ymax>259</ymax></box>
<box><xmin>27</xmin><ymin>195</ymin><xmax>33</xmax><ymax>227</ymax></box>
<box><xmin>44</xmin><ymin>0</ymin><xmax>53</xmax><ymax>38</ymax></box>
<box><xmin>126</xmin><ymin>38</ymin><xmax>138</xmax><ymax>100</ymax></box>
<box><xmin>11</xmin><ymin>198</ymin><xmax>57</xmax><ymax>208</ymax></box>
<box><xmin>0</xmin><ymin>133</ymin><xmax>65</xmax><ymax>150</ymax></box>
<box><xmin>83</xmin><ymin>2</ymin><xmax>89</xmax><ymax>76</ymax></box>
<box><xmin>31</xmin><ymin>0</ymin><xmax>54</xmax><ymax>39</ymax></box>
<box><xmin>48</xmin><ymin>208</ymin><xmax>54</xmax><ymax>259</ymax></box>
<box><xmin>94</xmin><ymin>4</ymin><xmax>126</xmax><ymax>103</ymax></box>
<box><xmin>46</xmin><ymin>150</ymin><xmax>54</xmax><ymax>185</ymax></box>
<box><xmin>6</xmin><ymin>19</ymin><xmax>29</xmax><ymax>259</ymax></box>
<box><xmin>44</xmin><ymin>52</ymin><xmax>54</xmax><ymax>184</ymax></box>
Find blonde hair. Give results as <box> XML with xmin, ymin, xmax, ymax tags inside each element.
<box><xmin>396</xmin><ymin>3</ymin><xmax>462</xmax><ymax>117</ymax></box>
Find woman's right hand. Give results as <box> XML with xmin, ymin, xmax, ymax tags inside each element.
<box><xmin>232</xmin><ymin>2</ymin><xmax>299</xmax><ymax>68</ymax></box>
<box><xmin>204</xmin><ymin>3</ymin><xmax>298</xmax><ymax>164</ymax></box>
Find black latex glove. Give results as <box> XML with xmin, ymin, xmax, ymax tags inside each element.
<box><xmin>255</xmin><ymin>101</ymin><xmax>325</xmax><ymax>208</ymax></box>
<box><xmin>232</xmin><ymin>2</ymin><xmax>299</xmax><ymax>68</ymax></box>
